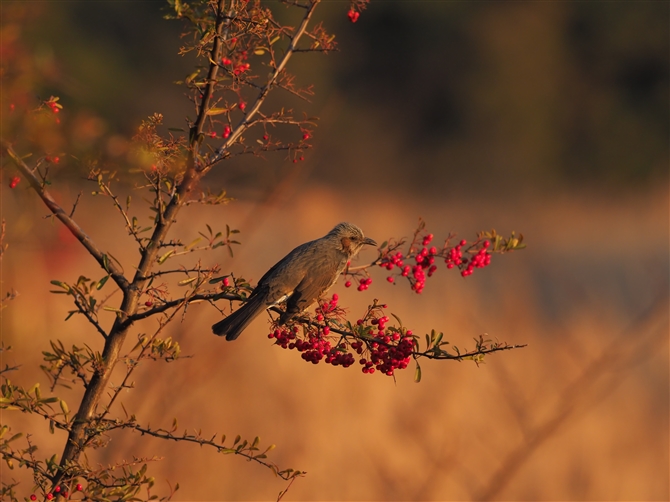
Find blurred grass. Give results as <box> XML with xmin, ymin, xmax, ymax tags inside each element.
<box><xmin>1</xmin><ymin>181</ymin><xmax>667</xmax><ymax>500</ymax></box>
<box><xmin>1</xmin><ymin>0</ymin><xmax>668</xmax><ymax>499</ymax></box>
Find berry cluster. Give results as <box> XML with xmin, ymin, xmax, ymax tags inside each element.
<box><xmin>347</xmin><ymin>9</ymin><xmax>360</xmax><ymax>23</ymax></box>
<box><xmin>357</xmin><ymin>277</ymin><xmax>372</xmax><ymax>291</ymax></box>
<box><xmin>221</xmin><ymin>42</ymin><xmax>251</xmax><ymax>76</ymax></box>
<box><xmin>315</xmin><ymin>293</ymin><xmax>340</xmax><ymax>319</ymax></box>
<box><xmin>30</xmin><ymin>483</ymin><xmax>83</xmax><ymax>501</ymax></box>
<box><xmin>269</xmin><ymin>298</ymin><xmax>416</xmax><ymax>378</ymax></box>
<box><xmin>342</xmin><ymin>226</ymin><xmax>498</xmax><ymax>295</ymax></box>
<box><xmin>45</xmin><ymin>97</ymin><xmax>61</xmax><ymax>114</ymax></box>
<box><xmin>268</xmin><ymin>326</ymin><xmax>356</xmax><ymax>367</ymax></box>
<box><xmin>359</xmin><ymin>332</ymin><xmax>413</xmax><ymax>375</ymax></box>
<box><xmin>444</xmin><ymin>239</ymin><xmax>492</xmax><ymax>277</ymax></box>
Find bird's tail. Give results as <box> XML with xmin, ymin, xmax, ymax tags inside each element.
<box><xmin>212</xmin><ymin>293</ymin><xmax>267</xmax><ymax>341</ymax></box>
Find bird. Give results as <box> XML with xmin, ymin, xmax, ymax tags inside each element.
<box><xmin>212</xmin><ymin>222</ymin><xmax>377</xmax><ymax>341</ymax></box>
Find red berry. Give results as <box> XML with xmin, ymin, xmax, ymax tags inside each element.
<box><xmin>9</xmin><ymin>176</ymin><xmax>20</xmax><ymax>189</ymax></box>
<box><xmin>302</xmin><ymin>132</ymin><xmax>310</xmax><ymax>140</ymax></box>
<box><xmin>222</xmin><ymin>57</ymin><xmax>232</xmax><ymax>65</ymax></box>
<box><xmin>47</xmin><ymin>495</ymin><xmax>53</xmax><ymax>500</ymax></box>
<box><xmin>145</xmin><ymin>300</ymin><xmax>153</xmax><ymax>307</ymax></box>
<box><xmin>345</xmin><ymin>280</ymin><xmax>352</xmax><ymax>288</ymax></box>
<box><xmin>238</xmin><ymin>102</ymin><xmax>246</xmax><ymax>111</ymax></box>
<box><xmin>263</xmin><ymin>134</ymin><xmax>269</xmax><ymax>141</ymax></box>
<box><xmin>387</xmin><ymin>276</ymin><xmax>394</xmax><ymax>283</ymax></box>
<box><xmin>76</xmin><ymin>484</ymin><xmax>83</xmax><ymax>491</ymax></box>
<box><xmin>222</xmin><ymin>277</ymin><xmax>230</xmax><ymax>287</ymax></box>
<box><xmin>347</xmin><ymin>9</ymin><xmax>360</xmax><ymax>22</ymax></box>
<box><xmin>223</xmin><ymin>125</ymin><xmax>231</xmax><ymax>138</ymax></box>
<box><xmin>30</xmin><ymin>495</ymin><xmax>37</xmax><ymax>501</ymax></box>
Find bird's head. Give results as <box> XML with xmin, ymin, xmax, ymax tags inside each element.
<box><xmin>329</xmin><ymin>222</ymin><xmax>377</xmax><ymax>257</ymax></box>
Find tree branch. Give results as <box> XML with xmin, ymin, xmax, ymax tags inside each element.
<box><xmin>1</xmin><ymin>141</ymin><xmax>130</xmax><ymax>293</ymax></box>
<box><xmin>54</xmin><ymin>0</ymin><xmax>230</xmax><ymax>482</ymax></box>
<box><xmin>207</xmin><ymin>0</ymin><xmax>320</xmax><ymax>169</ymax></box>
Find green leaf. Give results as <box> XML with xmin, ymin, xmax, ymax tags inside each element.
<box><xmin>50</xmin><ymin>280</ymin><xmax>70</xmax><ymax>292</ymax></box>
<box><xmin>206</xmin><ymin>107</ymin><xmax>228</xmax><ymax>116</ymax></box>
<box><xmin>102</xmin><ymin>306</ymin><xmax>125</xmax><ymax>315</ymax></box>
<box><xmin>178</xmin><ymin>276</ymin><xmax>197</xmax><ymax>286</ymax></box>
<box><xmin>7</xmin><ymin>433</ymin><xmax>23</xmax><ymax>443</ymax></box>
<box><xmin>157</xmin><ymin>250</ymin><xmax>174</xmax><ymax>264</ymax></box>
<box><xmin>96</xmin><ymin>275</ymin><xmax>110</xmax><ymax>290</ymax></box>
<box><xmin>184</xmin><ymin>237</ymin><xmax>202</xmax><ymax>250</ymax></box>
<box><xmin>60</xmin><ymin>399</ymin><xmax>70</xmax><ymax>417</ymax></box>
<box><xmin>414</xmin><ymin>363</ymin><xmax>422</xmax><ymax>383</ymax></box>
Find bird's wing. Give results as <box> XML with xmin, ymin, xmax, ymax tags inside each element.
<box><xmin>256</xmin><ymin>241</ymin><xmax>319</xmax><ymax>299</ymax></box>
<box><xmin>281</xmin><ymin>259</ymin><xmax>341</xmax><ymax>321</ymax></box>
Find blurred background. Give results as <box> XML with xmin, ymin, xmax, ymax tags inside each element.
<box><xmin>1</xmin><ymin>1</ymin><xmax>668</xmax><ymax>500</ymax></box>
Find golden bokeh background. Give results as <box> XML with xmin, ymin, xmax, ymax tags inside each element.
<box><xmin>1</xmin><ymin>2</ymin><xmax>668</xmax><ymax>500</ymax></box>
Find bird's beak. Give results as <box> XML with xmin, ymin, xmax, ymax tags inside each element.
<box><xmin>363</xmin><ymin>237</ymin><xmax>377</xmax><ymax>247</ymax></box>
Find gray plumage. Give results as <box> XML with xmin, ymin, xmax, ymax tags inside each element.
<box><xmin>212</xmin><ymin>222</ymin><xmax>376</xmax><ymax>341</ymax></box>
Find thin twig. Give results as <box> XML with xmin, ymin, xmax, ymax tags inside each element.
<box><xmin>98</xmin><ymin>183</ymin><xmax>145</xmax><ymax>249</ymax></box>
<box><xmin>72</xmin><ymin>296</ymin><xmax>108</xmax><ymax>339</ymax></box>
<box><xmin>69</xmin><ymin>191</ymin><xmax>83</xmax><ymax>218</ymax></box>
